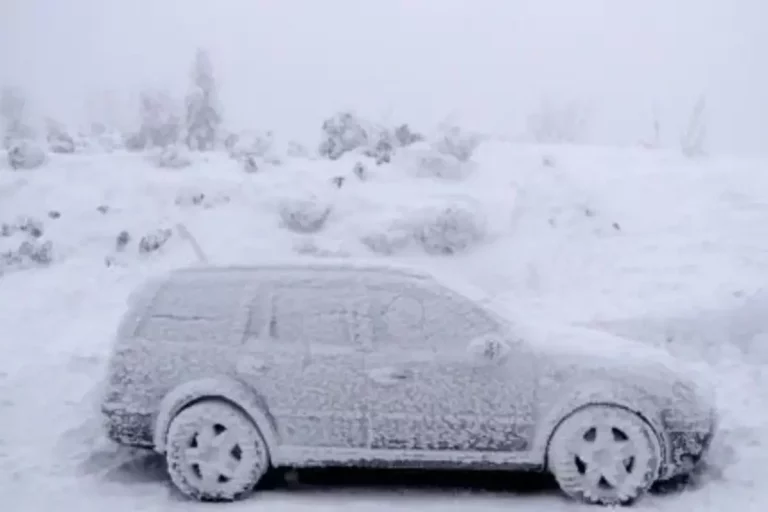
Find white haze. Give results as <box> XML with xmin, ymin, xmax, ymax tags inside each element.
<box><xmin>1</xmin><ymin>0</ymin><xmax>766</xmax><ymax>154</ymax></box>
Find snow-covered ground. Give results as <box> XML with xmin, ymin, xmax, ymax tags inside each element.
<box><xmin>1</xmin><ymin>142</ymin><xmax>768</xmax><ymax>510</ymax></box>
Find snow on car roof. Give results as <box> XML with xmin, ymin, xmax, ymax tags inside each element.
<box><xmin>169</xmin><ymin>258</ymin><xmax>436</xmax><ymax>281</ymax></box>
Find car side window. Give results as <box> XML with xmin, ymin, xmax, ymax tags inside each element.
<box><xmin>265</xmin><ymin>284</ymin><xmax>358</xmax><ymax>347</ymax></box>
<box><xmin>423</xmin><ymin>291</ymin><xmax>499</xmax><ymax>346</ymax></box>
<box><xmin>135</xmin><ymin>279</ymin><xmax>245</xmax><ymax>344</ymax></box>
<box><xmin>372</xmin><ymin>289</ymin><xmax>429</xmax><ymax>350</ymax></box>
<box><xmin>372</xmin><ymin>285</ymin><xmax>500</xmax><ymax>350</ymax></box>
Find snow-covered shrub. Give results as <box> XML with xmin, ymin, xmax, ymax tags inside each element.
<box><xmin>7</xmin><ymin>140</ymin><xmax>47</xmax><ymax>170</ymax></box>
<box><xmin>293</xmin><ymin>238</ymin><xmax>350</xmax><ymax>258</ymax></box>
<box><xmin>360</xmin><ymin>221</ymin><xmax>414</xmax><ymax>255</ymax></box>
<box><xmin>362</xmin><ymin>201</ymin><xmax>486</xmax><ymax>256</ymax></box>
<box><xmin>433</xmin><ymin>125</ymin><xmax>482</xmax><ymax>162</ymax></box>
<box><xmin>411</xmin><ymin>203</ymin><xmax>487</xmax><ymax>255</ymax></box>
<box><xmin>278</xmin><ymin>197</ymin><xmax>332</xmax><ymax>234</ymax></box>
<box><xmin>139</xmin><ymin>228</ymin><xmax>173</xmax><ymax>254</ymax></box>
<box><xmin>353</xmin><ymin>162</ymin><xmax>367</xmax><ymax>180</ymax></box>
<box><xmin>526</xmin><ymin>100</ymin><xmax>589</xmax><ymax>144</ymax></box>
<box><xmin>362</xmin><ymin>130</ymin><xmax>394</xmax><ymax>165</ymax></box>
<box><xmin>46</xmin><ymin>120</ymin><xmax>76</xmax><ymax>154</ymax></box>
<box><xmin>1</xmin><ymin>238</ymin><xmax>54</xmax><ymax>274</ymax></box>
<box><xmin>149</xmin><ymin>146</ymin><xmax>191</xmax><ymax>169</ymax></box>
<box><xmin>116</xmin><ymin>231</ymin><xmax>131</xmax><ymax>251</ymax></box>
<box><xmin>681</xmin><ymin>96</ymin><xmax>707</xmax><ymax>158</ymax></box>
<box><xmin>18</xmin><ymin>239</ymin><xmax>53</xmax><ymax>264</ymax></box>
<box><xmin>393</xmin><ymin>124</ymin><xmax>424</xmax><ymax>147</ymax></box>
<box><xmin>174</xmin><ymin>189</ymin><xmax>229</xmax><ymax>208</ymax></box>
<box><xmin>227</xmin><ymin>130</ymin><xmax>280</xmax><ymax>171</ymax></box>
<box><xmin>16</xmin><ymin>216</ymin><xmax>44</xmax><ymax>238</ymax></box>
<box><xmin>184</xmin><ymin>49</ymin><xmax>222</xmax><ymax>152</ymax></box>
<box><xmin>228</xmin><ymin>130</ymin><xmax>273</xmax><ymax>159</ymax></box>
<box><xmin>318</xmin><ymin>112</ymin><xmax>369</xmax><ymax>160</ymax></box>
<box><xmin>416</xmin><ymin>150</ymin><xmax>466</xmax><ymax>180</ymax></box>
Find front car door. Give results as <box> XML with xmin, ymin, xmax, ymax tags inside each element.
<box><xmin>238</xmin><ymin>274</ymin><xmax>370</xmax><ymax>459</ymax></box>
<box><xmin>364</xmin><ymin>280</ymin><xmax>537</xmax><ymax>460</ymax></box>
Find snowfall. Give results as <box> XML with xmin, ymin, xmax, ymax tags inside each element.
<box><xmin>1</xmin><ymin>138</ymin><xmax>767</xmax><ymax>511</ymax></box>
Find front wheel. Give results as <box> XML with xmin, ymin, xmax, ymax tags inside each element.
<box><xmin>165</xmin><ymin>399</ymin><xmax>270</xmax><ymax>501</ymax></box>
<box><xmin>547</xmin><ymin>405</ymin><xmax>662</xmax><ymax>505</ymax></box>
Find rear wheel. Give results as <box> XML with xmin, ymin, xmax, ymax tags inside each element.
<box><xmin>547</xmin><ymin>405</ymin><xmax>661</xmax><ymax>505</ymax></box>
<box><xmin>165</xmin><ymin>400</ymin><xmax>269</xmax><ymax>501</ymax></box>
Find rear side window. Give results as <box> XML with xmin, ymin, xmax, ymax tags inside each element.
<box><xmin>135</xmin><ymin>278</ymin><xmax>245</xmax><ymax>344</ymax></box>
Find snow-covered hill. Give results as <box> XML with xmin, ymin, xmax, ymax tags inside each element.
<box><xmin>1</xmin><ymin>141</ymin><xmax>767</xmax><ymax>511</ymax></box>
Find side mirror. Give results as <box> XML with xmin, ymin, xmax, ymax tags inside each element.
<box><xmin>467</xmin><ymin>336</ymin><xmax>511</xmax><ymax>365</ymax></box>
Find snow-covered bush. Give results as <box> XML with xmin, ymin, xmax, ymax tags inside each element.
<box><xmin>416</xmin><ymin>150</ymin><xmax>467</xmax><ymax>180</ymax></box>
<box><xmin>116</xmin><ymin>231</ymin><xmax>131</xmax><ymax>251</ymax></box>
<box><xmin>7</xmin><ymin>140</ymin><xmax>47</xmax><ymax>170</ymax></box>
<box><xmin>1</xmin><ymin>216</ymin><xmax>44</xmax><ymax>238</ymax></box>
<box><xmin>184</xmin><ymin>49</ymin><xmax>222</xmax><ymax>152</ymax></box>
<box><xmin>1</xmin><ymin>238</ymin><xmax>54</xmax><ymax>275</ymax></box>
<box><xmin>318</xmin><ymin>112</ymin><xmax>369</xmax><ymax>160</ymax></box>
<box><xmin>353</xmin><ymin>162</ymin><xmax>367</xmax><ymax>180</ymax></box>
<box><xmin>174</xmin><ymin>189</ymin><xmax>229</xmax><ymax>208</ymax></box>
<box><xmin>227</xmin><ymin>130</ymin><xmax>280</xmax><ymax>171</ymax></box>
<box><xmin>526</xmin><ymin>100</ymin><xmax>589</xmax><ymax>144</ymax></box>
<box><xmin>393</xmin><ymin>124</ymin><xmax>424</xmax><ymax>147</ymax></box>
<box><xmin>149</xmin><ymin>146</ymin><xmax>191</xmax><ymax>169</ymax></box>
<box><xmin>362</xmin><ymin>130</ymin><xmax>395</xmax><ymax>165</ymax></box>
<box><xmin>363</xmin><ymin>201</ymin><xmax>487</xmax><ymax>256</ymax></box>
<box><xmin>293</xmin><ymin>238</ymin><xmax>350</xmax><ymax>258</ymax></box>
<box><xmin>46</xmin><ymin>120</ymin><xmax>76</xmax><ymax>154</ymax></box>
<box><xmin>410</xmin><ymin>203</ymin><xmax>487</xmax><ymax>255</ymax></box>
<box><xmin>278</xmin><ymin>196</ymin><xmax>332</xmax><ymax>234</ymax></box>
<box><xmin>433</xmin><ymin>125</ymin><xmax>482</xmax><ymax>162</ymax></box>
<box><xmin>361</xmin><ymin>221</ymin><xmax>414</xmax><ymax>255</ymax></box>
<box><xmin>139</xmin><ymin>228</ymin><xmax>173</xmax><ymax>254</ymax></box>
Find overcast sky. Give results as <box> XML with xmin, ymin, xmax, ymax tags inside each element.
<box><xmin>2</xmin><ymin>0</ymin><xmax>766</xmax><ymax>153</ymax></box>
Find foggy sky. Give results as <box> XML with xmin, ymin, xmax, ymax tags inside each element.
<box><xmin>2</xmin><ymin>0</ymin><xmax>766</xmax><ymax>154</ymax></box>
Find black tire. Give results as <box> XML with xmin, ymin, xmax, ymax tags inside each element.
<box><xmin>165</xmin><ymin>400</ymin><xmax>269</xmax><ymax>501</ymax></box>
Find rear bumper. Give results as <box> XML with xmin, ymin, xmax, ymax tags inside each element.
<box><xmin>102</xmin><ymin>407</ymin><xmax>155</xmax><ymax>449</ymax></box>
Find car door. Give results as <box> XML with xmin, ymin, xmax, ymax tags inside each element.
<box><xmin>238</xmin><ymin>276</ymin><xmax>370</xmax><ymax>451</ymax></box>
<box><xmin>365</xmin><ymin>282</ymin><xmax>536</xmax><ymax>455</ymax></box>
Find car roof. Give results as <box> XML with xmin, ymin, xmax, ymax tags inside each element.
<box><xmin>167</xmin><ymin>258</ymin><xmax>434</xmax><ymax>282</ymax></box>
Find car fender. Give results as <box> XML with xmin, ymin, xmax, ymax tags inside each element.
<box><xmin>531</xmin><ymin>379</ymin><xmax>669</xmax><ymax>473</ymax></box>
<box><xmin>153</xmin><ymin>376</ymin><xmax>279</xmax><ymax>456</ymax></box>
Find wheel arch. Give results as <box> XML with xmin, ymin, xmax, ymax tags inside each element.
<box><xmin>153</xmin><ymin>376</ymin><xmax>279</xmax><ymax>456</ymax></box>
<box><xmin>533</xmin><ymin>384</ymin><xmax>669</xmax><ymax>477</ymax></box>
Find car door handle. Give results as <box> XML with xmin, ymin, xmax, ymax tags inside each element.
<box><xmin>367</xmin><ymin>366</ymin><xmax>414</xmax><ymax>385</ymax></box>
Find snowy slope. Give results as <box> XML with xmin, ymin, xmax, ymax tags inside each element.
<box><xmin>1</xmin><ymin>142</ymin><xmax>768</xmax><ymax>510</ymax></box>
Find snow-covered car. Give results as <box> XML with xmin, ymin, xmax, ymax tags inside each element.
<box><xmin>101</xmin><ymin>260</ymin><xmax>717</xmax><ymax>505</ymax></box>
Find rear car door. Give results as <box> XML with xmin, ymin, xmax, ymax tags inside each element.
<box><xmin>238</xmin><ymin>276</ymin><xmax>370</xmax><ymax>450</ymax></box>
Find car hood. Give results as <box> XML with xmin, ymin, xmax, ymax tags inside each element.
<box><xmin>507</xmin><ymin>312</ymin><xmax>716</xmax><ymax>410</ymax></box>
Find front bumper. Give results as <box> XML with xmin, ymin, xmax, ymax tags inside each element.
<box><xmin>662</xmin><ymin>412</ymin><xmax>717</xmax><ymax>479</ymax></box>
